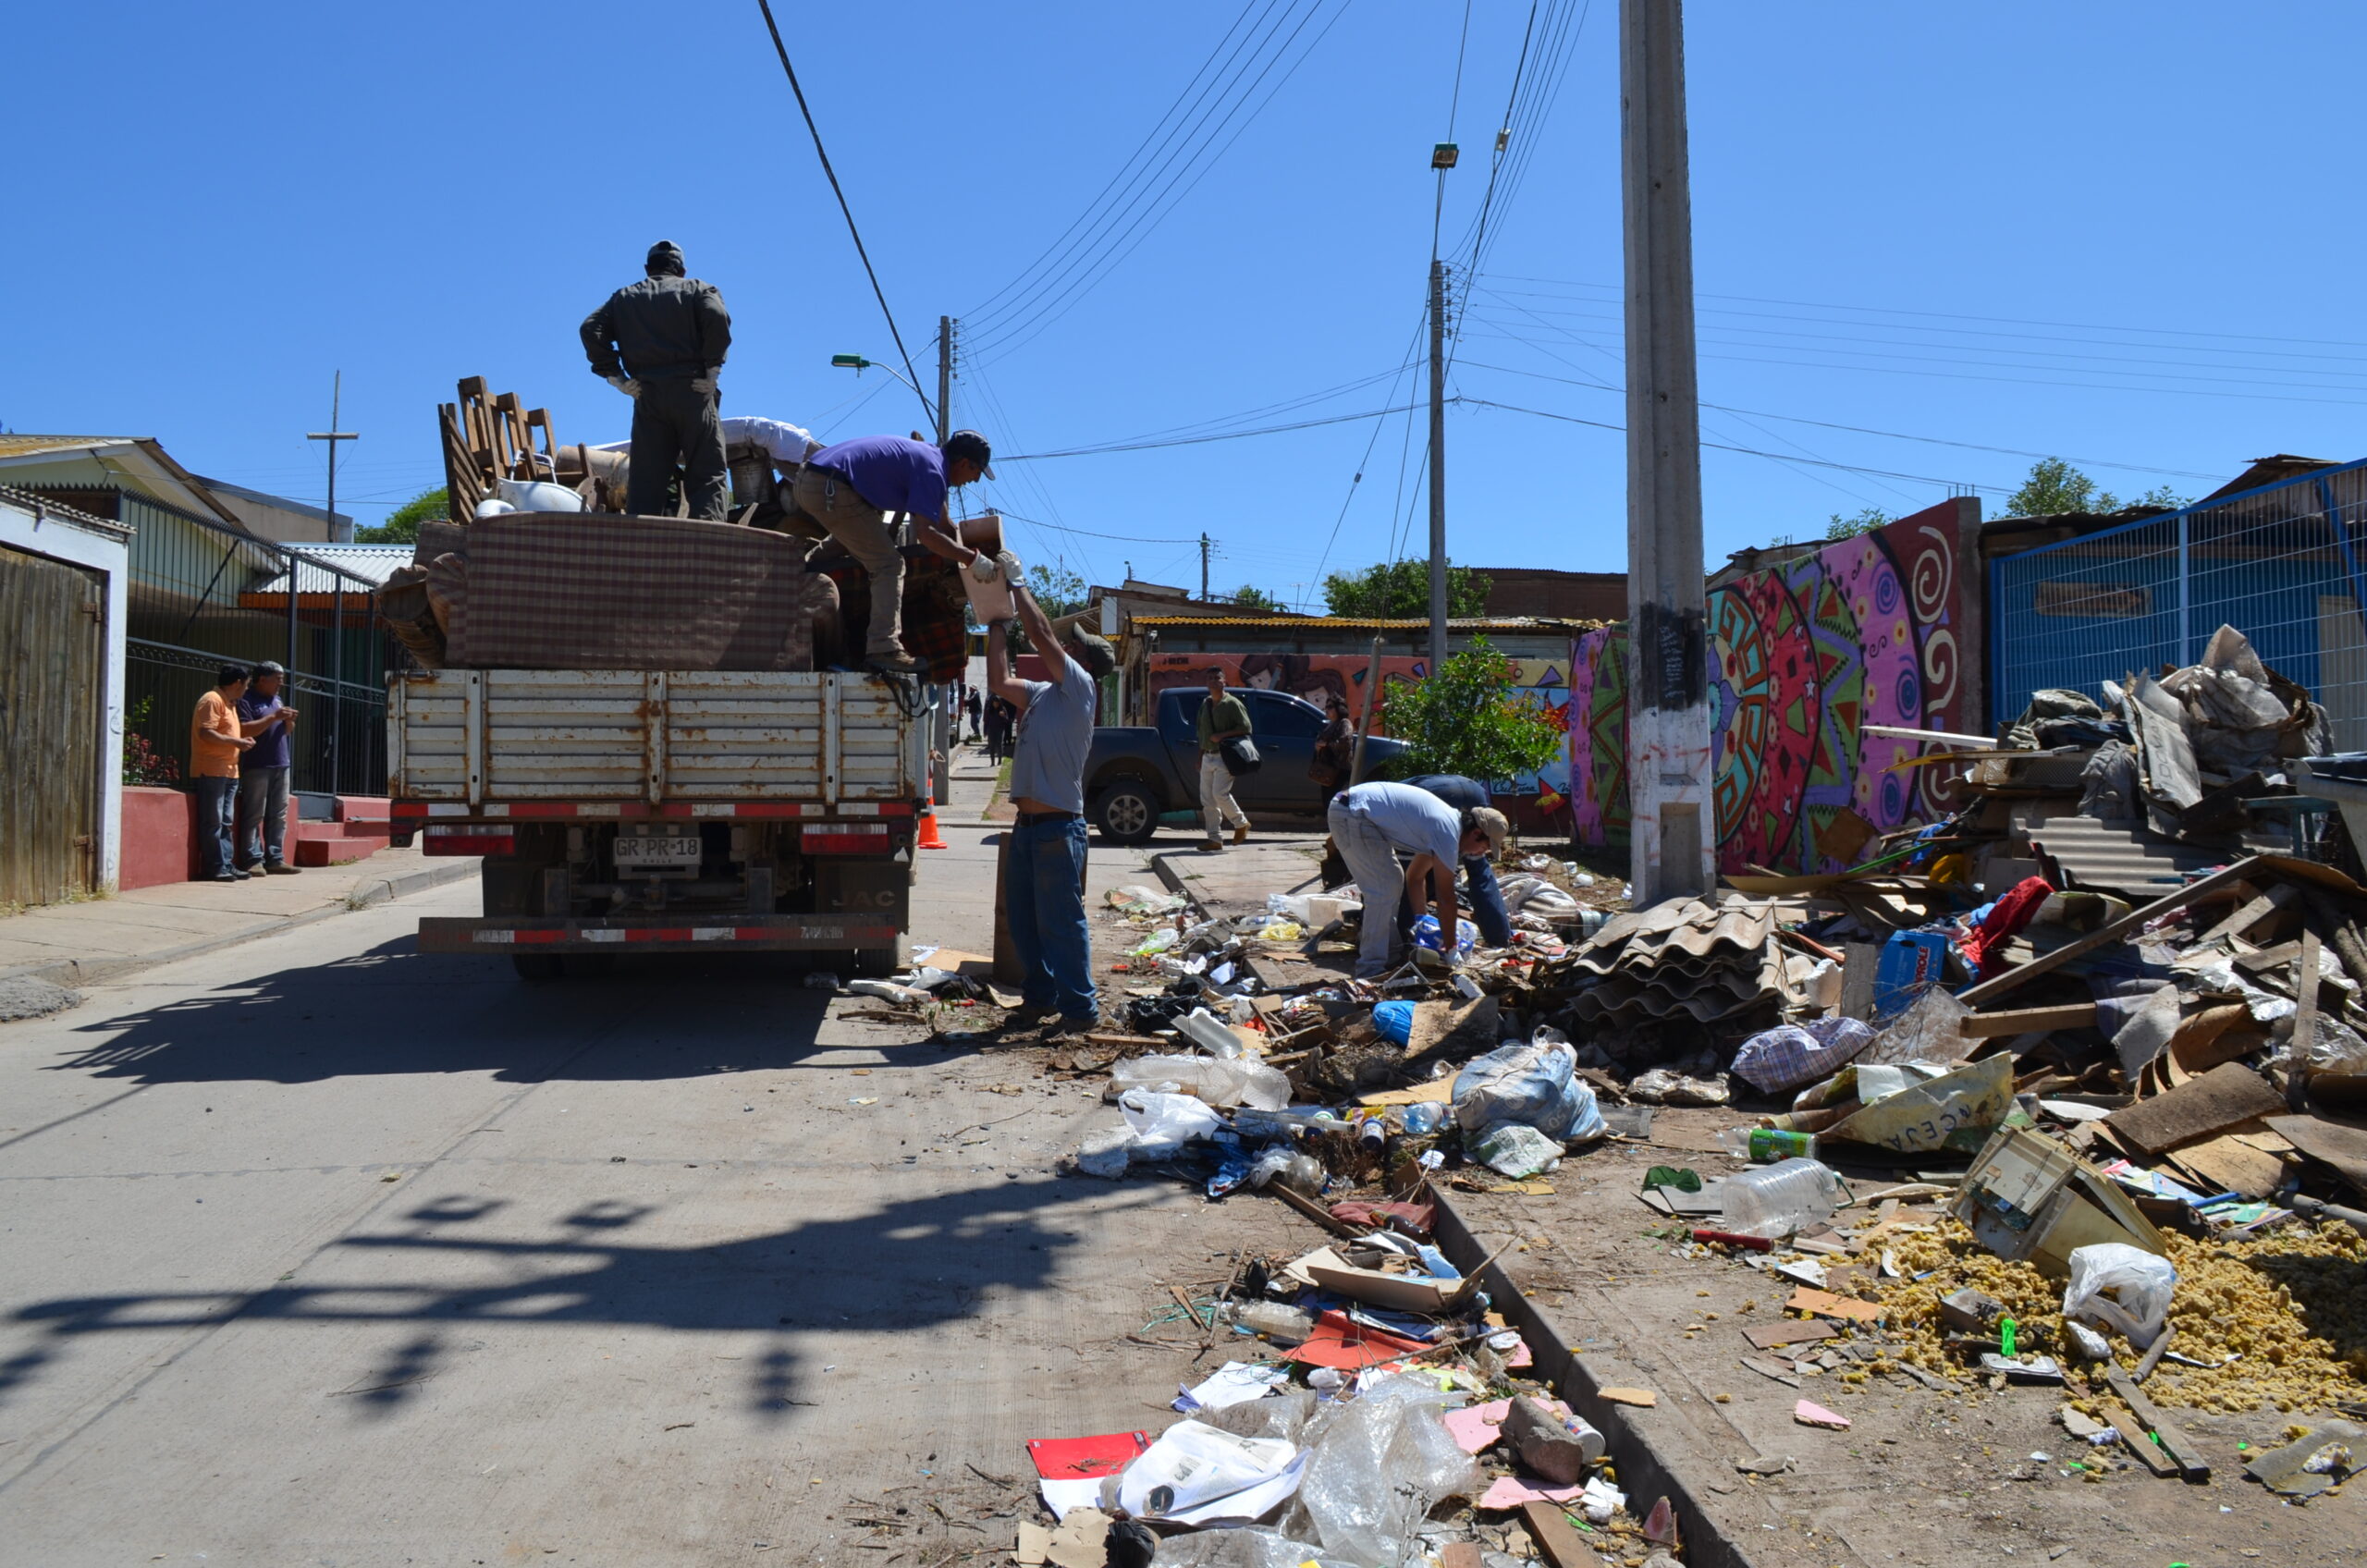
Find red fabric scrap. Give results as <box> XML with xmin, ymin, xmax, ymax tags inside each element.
<box><xmin>1962</xmin><ymin>875</ymin><xmax>2054</xmax><ymax>979</ymax></box>
<box><xmin>1327</xmin><ymin>1200</ymin><xmax>1436</xmax><ymax>1235</ymax></box>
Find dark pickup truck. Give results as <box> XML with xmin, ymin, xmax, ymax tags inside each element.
<box><xmin>1084</xmin><ymin>687</ymin><xmax>1408</xmax><ymax>844</ymax></box>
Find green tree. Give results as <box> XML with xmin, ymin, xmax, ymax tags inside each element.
<box><xmin>1026</xmin><ymin>562</ymin><xmax>1089</xmax><ymax>618</ymax></box>
<box><xmin>355</xmin><ymin>486</ymin><xmax>448</xmax><ymax>544</ymax></box>
<box><xmin>1320</xmin><ymin>558</ymin><xmax>1491</xmax><ymax>619</ymax></box>
<box><xmin>1379</xmin><ymin>635</ymin><xmax>1563</xmax><ymax>784</ymax></box>
<box><xmin>1824</xmin><ymin>506</ymin><xmax>1889</xmax><ymax>540</ymax></box>
<box><xmin>2000</xmin><ymin>459</ymin><xmax>2119</xmax><ymax>519</ymax></box>
<box><xmin>1228</xmin><ymin>584</ymin><xmax>1284</xmax><ymax>611</ymax></box>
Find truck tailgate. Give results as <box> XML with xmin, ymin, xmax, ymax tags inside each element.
<box><xmin>390</xmin><ymin>669</ymin><xmax>924</xmax><ymax>807</ymax></box>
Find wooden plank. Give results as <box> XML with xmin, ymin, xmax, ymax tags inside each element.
<box><xmin>2106</xmin><ymin>1365</ymin><xmax>2210</xmax><ymax>1481</ymax></box>
<box><xmin>1743</xmin><ymin>1319</ymin><xmax>1838</xmax><ymax>1351</ymax></box>
<box><xmin>2293</xmin><ymin>928</ymin><xmax>2322</xmax><ymax>1109</ymax></box>
<box><xmin>1956</xmin><ymin>859</ymin><xmax>2262</xmax><ymax>1008</ymax></box>
<box><xmin>2103</xmin><ymin>1061</ymin><xmax>2287</xmax><ymax>1158</ymax></box>
<box><xmin>1267</xmin><ymin>1181</ymin><xmax>1358</xmax><ymax>1238</ymax></box>
<box><xmin>1521</xmin><ymin>1501</ymin><xmax>1592</xmax><ymax>1568</ymax></box>
<box><xmin>1784</xmin><ymin>1287</ymin><xmax>1884</xmax><ymax>1324</ymax></box>
<box><xmin>1839</xmin><ymin>942</ymin><xmax>1881</xmax><ymax>1021</ymax></box>
<box><xmin>2105</xmin><ymin>1405</ymin><xmax>2179</xmax><ymax>1476</ymax></box>
<box><xmin>2196</xmin><ymin>882</ymin><xmax>2299</xmax><ymax>946</ymax></box>
<box><xmin>1960</xmin><ymin>1003</ymin><xmax>2097</xmax><ymax>1038</ymax></box>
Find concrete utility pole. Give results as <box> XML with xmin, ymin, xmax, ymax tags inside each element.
<box><xmin>1426</xmin><ymin>258</ymin><xmax>1449</xmax><ymax>671</ymax></box>
<box><xmin>1200</xmin><ymin>533</ymin><xmax>1211</xmax><ymax>602</ymax></box>
<box><xmin>1619</xmin><ymin>0</ymin><xmax>1714</xmax><ymax>902</ymax></box>
<box><xmin>935</xmin><ymin>316</ymin><xmax>953</xmax><ymax>445</ymax></box>
<box><xmin>308</xmin><ymin>371</ymin><xmax>358</xmax><ymax>793</ymax></box>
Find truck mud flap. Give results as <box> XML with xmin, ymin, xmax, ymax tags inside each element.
<box><xmin>418</xmin><ymin>915</ymin><xmax>899</xmax><ymax>954</ymax></box>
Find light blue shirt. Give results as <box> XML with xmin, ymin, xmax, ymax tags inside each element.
<box><xmin>1337</xmin><ymin>780</ymin><xmax>1461</xmax><ymax>864</ymax></box>
<box><xmin>1010</xmin><ymin>653</ymin><xmax>1097</xmax><ymax>814</ymax></box>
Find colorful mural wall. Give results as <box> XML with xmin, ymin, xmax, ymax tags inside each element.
<box><xmin>1567</xmin><ymin>499</ymin><xmax>1975</xmax><ymax>874</ymax></box>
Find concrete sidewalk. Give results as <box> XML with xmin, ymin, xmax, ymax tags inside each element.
<box><xmin>0</xmin><ymin>850</ymin><xmax>480</xmax><ymax>989</ymax></box>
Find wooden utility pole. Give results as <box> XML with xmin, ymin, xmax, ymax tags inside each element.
<box><xmin>1427</xmin><ymin>258</ymin><xmax>1449</xmax><ymax>671</ymax></box>
<box><xmin>1620</xmin><ymin>0</ymin><xmax>1714</xmax><ymax>902</ymax></box>
<box><xmin>935</xmin><ymin>316</ymin><xmax>953</xmax><ymax>444</ymax></box>
<box><xmin>307</xmin><ymin>372</ymin><xmax>358</xmax><ymax>793</ymax></box>
<box><xmin>1200</xmin><ymin>533</ymin><xmax>1211</xmax><ymax>602</ymax></box>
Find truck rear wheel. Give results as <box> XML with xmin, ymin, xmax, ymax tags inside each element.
<box><xmin>1096</xmin><ymin>779</ymin><xmax>1159</xmax><ymax>845</ymax></box>
<box><xmin>850</xmin><ymin>947</ymin><xmax>897</xmax><ymax>980</ymax></box>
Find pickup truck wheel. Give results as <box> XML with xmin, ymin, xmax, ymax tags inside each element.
<box><xmin>1096</xmin><ymin>780</ymin><xmax>1159</xmax><ymax>845</ymax></box>
<box><xmin>510</xmin><ymin>953</ymin><xmax>566</xmax><ymax>981</ymax></box>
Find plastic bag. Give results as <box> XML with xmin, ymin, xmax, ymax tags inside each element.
<box><xmin>1121</xmin><ymin>1089</ymin><xmax>1225</xmax><ymax>1157</ymax></box>
<box><xmin>1468</xmin><ymin>1121</ymin><xmax>1564</xmax><ymax>1178</ymax></box>
<box><xmin>1110</xmin><ymin>1053</ymin><xmax>1291</xmax><ymax>1111</ymax></box>
<box><xmin>1411</xmin><ymin>913</ymin><xmax>1478</xmax><ymax>955</ymax></box>
<box><xmin>2061</xmin><ymin>1242</ymin><xmax>2177</xmax><ymax>1349</ymax></box>
<box><xmin>1077</xmin><ymin>1123</ymin><xmax>1134</xmax><ymax>1179</ymax></box>
<box><xmin>1117</xmin><ymin>1419</ymin><xmax>1301</xmax><ymax>1523</ymax></box>
<box><xmin>1453</xmin><ymin>1033</ymin><xmax>1603</xmax><ymax>1140</ymax></box>
<box><xmin>1729</xmin><ymin>1016</ymin><xmax>1875</xmax><ymax>1094</ymax></box>
<box><xmin>1281</xmin><ymin>1371</ymin><xmax>1479</xmax><ymax>1565</ymax></box>
<box><xmin>1149</xmin><ymin>1529</ymin><xmax>1357</xmax><ymax>1568</ymax></box>
<box><xmin>1371</xmin><ymin>1000</ymin><xmax>1417</xmax><ymax>1047</ymax></box>
<box><xmin>1130</xmin><ymin>927</ymin><xmax>1181</xmax><ymax>958</ymax></box>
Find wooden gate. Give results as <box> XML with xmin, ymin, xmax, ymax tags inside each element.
<box><xmin>0</xmin><ymin>544</ymin><xmax>104</xmax><ymax>906</ymax></box>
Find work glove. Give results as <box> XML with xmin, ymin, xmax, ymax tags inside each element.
<box><xmin>995</xmin><ymin>549</ymin><xmax>1024</xmax><ymax>583</ymax></box>
<box><xmin>968</xmin><ymin>553</ymin><xmax>1001</xmax><ymax>582</ymax></box>
<box><xmin>606</xmin><ymin>374</ymin><xmax>641</xmax><ymax>398</ymax></box>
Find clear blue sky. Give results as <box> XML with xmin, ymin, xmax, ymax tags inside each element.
<box><xmin>9</xmin><ymin>3</ymin><xmax>2365</xmax><ymax>607</ymax></box>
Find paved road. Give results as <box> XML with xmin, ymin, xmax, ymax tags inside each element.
<box><xmin>0</xmin><ymin>770</ymin><xmax>1298</xmax><ymax>1565</ymax></box>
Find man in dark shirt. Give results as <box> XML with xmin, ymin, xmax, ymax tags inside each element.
<box><xmin>581</xmin><ymin>239</ymin><xmax>733</xmax><ymax>520</ymax></box>
<box><xmin>235</xmin><ymin>660</ymin><xmax>301</xmax><ymax>874</ymax></box>
<box><xmin>1399</xmin><ymin>773</ymin><xmax>1512</xmax><ymax>947</ymax></box>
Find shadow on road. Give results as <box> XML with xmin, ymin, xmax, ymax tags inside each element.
<box><xmin>4</xmin><ymin>1173</ymin><xmax>1159</xmax><ymax>1421</ymax></box>
<box><xmin>51</xmin><ymin>938</ymin><xmax>981</xmax><ymax>1086</ymax></box>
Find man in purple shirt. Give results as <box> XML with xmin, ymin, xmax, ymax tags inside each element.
<box><xmin>234</xmin><ymin>660</ymin><xmax>301</xmax><ymax>874</ymax></box>
<box><xmin>791</xmin><ymin>430</ymin><xmax>992</xmax><ymax>674</ymax></box>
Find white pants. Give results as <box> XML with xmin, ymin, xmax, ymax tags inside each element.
<box><xmin>1328</xmin><ymin>800</ymin><xmax>1405</xmax><ymax>979</ymax></box>
<box><xmin>1200</xmin><ymin>753</ymin><xmax>1249</xmax><ymax>838</ymax></box>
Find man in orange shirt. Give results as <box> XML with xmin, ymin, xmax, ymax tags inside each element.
<box><xmin>190</xmin><ymin>666</ymin><xmax>255</xmax><ymax>882</ymax></box>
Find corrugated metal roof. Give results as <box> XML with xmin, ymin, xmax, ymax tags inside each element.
<box><xmin>0</xmin><ymin>435</ymin><xmax>131</xmax><ymax>458</ymax></box>
<box><xmin>249</xmin><ymin>544</ymin><xmax>413</xmax><ymax>594</ymax></box>
<box><xmin>2024</xmin><ymin>815</ymin><xmax>2279</xmax><ymax>899</ymax></box>
<box><xmin>1132</xmin><ymin>614</ymin><xmax>1602</xmax><ymax>631</ymax></box>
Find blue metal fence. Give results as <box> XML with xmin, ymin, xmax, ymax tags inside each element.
<box><xmin>1992</xmin><ymin>459</ymin><xmax>2367</xmax><ymax>748</ymax></box>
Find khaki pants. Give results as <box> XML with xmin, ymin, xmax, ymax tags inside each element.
<box><xmin>1200</xmin><ymin>752</ymin><xmax>1249</xmax><ymax>838</ymax></box>
<box><xmin>791</xmin><ymin>467</ymin><xmax>904</xmax><ymax>658</ymax></box>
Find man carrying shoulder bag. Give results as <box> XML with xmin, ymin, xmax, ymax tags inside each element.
<box><xmin>1195</xmin><ymin>670</ymin><xmax>1255</xmax><ymax>852</ymax></box>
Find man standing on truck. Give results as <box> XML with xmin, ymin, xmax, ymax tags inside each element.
<box><xmin>580</xmin><ymin>239</ymin><xmax>732</xmax><ymax>520</ymax></box>
<box><xmin>1194</xmin><ymin>670</ymin><xmax>1254</xmax><ymax>852</ymax></box>
<box><xmin>1326</xmin><ymin>779</ymin><xmax>1506</xmax><ymax>980</ymax></box>
<box><xmin>987</xmin><ymin>570</ymin><xmax>1117</xmax><ymax>1038</ymax></box>
<box><xmin>791</xmin><ymin>430</ymin><xmax>992</xmax><ymax>675</ymax></box>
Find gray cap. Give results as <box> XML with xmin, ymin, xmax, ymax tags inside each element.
<box><xmin>1064</xmin><ymin>625</ymin><xmax>1115</xmax><ymax>679</ymax></box>
<box><xmin>645</xmin><ymin>239</ymin><xmax>685</xmax><ymax>276</ymax></box>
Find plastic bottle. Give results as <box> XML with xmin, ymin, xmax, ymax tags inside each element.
<box><xmin>1401</xmin><ymin>1101</ymin><xmax>1449</xmax><ymax>1136</ymax></box>
<box><xmin>1229</xmin><ymin>1301</ymin><xmax>1314</xmax><ymax>1344</ymax></box>
<box><xmin>1741</xmin><ymin>1128</ymin><xmax>1818</xmax><ymax>1162</ymax></box>
<box><xmin>1175</xmin><ymin>1008</ymin><xmax>1244</xmax><ymax>1058</ymax></box>
<box><xmin>1717</xmin><ymin>1157</ymin><xmax>1842</xmax><ymax>1239</ymax></box>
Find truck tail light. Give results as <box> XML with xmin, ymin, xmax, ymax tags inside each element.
<box><xmin>424</xmin><ymin>825</ymin><xmax>515</xmax><ymax>857</ymax></box>
<box><xmin>801</xmin><ymin>824</ymin><xmax>894</xmax><ymax>854</ymax></box>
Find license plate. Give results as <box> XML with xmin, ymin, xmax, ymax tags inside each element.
<box><xmin>614</xmin><ymin>835</ymin><xmax>702</xmax><ymax>868</ymax></box>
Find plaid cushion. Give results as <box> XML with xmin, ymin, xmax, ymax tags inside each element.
<box><xmin>447</xmin><ymin>513</ymin><xmax>818</xmax><ymax>670</ymax></box>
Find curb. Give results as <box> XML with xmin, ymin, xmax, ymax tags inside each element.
<box><xmin>1162</xmin><ymin>864</ymin><xmax>1756</xmax><ymax>1567</ymax></box>
<box><xmin>0</xmin><ymin>860</ymin><xmax>481</xmax><ymax>990</ymax></box>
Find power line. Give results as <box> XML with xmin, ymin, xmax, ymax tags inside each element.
<box><xmin>1450</xmin><ymin>357</ymin><xmax>2226</xmax><ymax>481</ymax></box>
<box><xmin>990</xmin><ymin>510</ymin><xmax>1198</xmax><ymax>545</ymax></box>
<box><xmin>1000</xmin><ymin>400</ymin><xmax>1425</xmax><ymax>460</ymax></box>
<box><xmin>754</xmin><ymin>0</ymin><xmax>934</xmax><ymax>431</ymax></box>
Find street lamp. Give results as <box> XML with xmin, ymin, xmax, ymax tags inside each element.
<box><xmin>829</xmin><ymin>353</ymin><xmax>923</xmax><ymax>398</ymax></box>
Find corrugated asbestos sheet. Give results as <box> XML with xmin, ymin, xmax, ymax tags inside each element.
<box><xmin>2026</xmin><ymin>815</ymin><xmax>2283</xmax><ymax>899</ymax></box>
<box><xmin>1568</xmin><ymin>898</ymin><xmax>1786</xmax><ymax>1025</ymax></box>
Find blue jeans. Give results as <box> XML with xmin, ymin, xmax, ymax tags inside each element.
<box><xmin>1396</xmin><ymin>856</ymin><xmax>1513</xmax><ymax>949</ymax></box>
<box><xmin>238</xmin><ymin>766</ymin><xmax>291</xmax><ymax>866</ymax></box>
<box><xmin>1006</xmin><ymin>815</ymin><xmax>1097</xmax><ymax>1022</ymax></box>
<box><xmin>194</xmin><ymin>776</ymin><xmax>239</xmax><ymax>876</ymax></box>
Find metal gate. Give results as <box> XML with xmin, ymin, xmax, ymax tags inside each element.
<box><xmin>0</xmin><ymin>543</ymin><xmax>104</xmax><ymax>905</ymax></box>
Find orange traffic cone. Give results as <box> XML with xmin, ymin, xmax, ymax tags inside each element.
<box><xmin>916</xmin><ymin>788</ymin><xmax>949</xmax><ymax>850</ymax></box>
